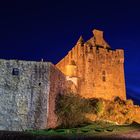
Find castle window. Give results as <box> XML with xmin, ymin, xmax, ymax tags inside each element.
<box><xmin>102</xmin><ymin>71</ymin><xmax>106</xmax><ymax>82</ymax></box>
<box><xmin>12</xmin><ymin>68</ymin><xmax>19</xmax><ymax>76</ymax></box>
<box><xmin>90</xmin><ymin>46</ymin><xmax>92</xmax><ymax>51</ymax></box>
<box><xmin>96</xmin><ymin>48</ymin><xmax>99</xmax><ymax>53</ymax></box>
<box><xmin>102</xmin><ymin>71</ymin><xmax>106</xmax><ymax>75</ymax></box>
<box><xmin>88</xmin><ymin>59</ymin><xmax>92</xmax><ymax>62</ymax></box>
<box><xmin>103</xmin><ymin>76</ymin><xmax>106</xmax><ymax>82</ymax></box>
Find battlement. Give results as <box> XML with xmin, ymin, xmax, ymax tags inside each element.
<box><xmin>56</xmin><ymin>42</ymin><xmax>124</xmax><ymax>72</ymax></box>
<box><xmin>57</xmin><ymin>29</ymin><xmax>124</xmax><ymax>68</ymax></box>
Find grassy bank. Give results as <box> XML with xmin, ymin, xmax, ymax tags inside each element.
<box><xmin>27</xmin><ymin>121</ymin><xmax>140</xmax><ymax>137</ymax></box>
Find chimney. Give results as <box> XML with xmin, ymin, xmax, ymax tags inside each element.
<box><xmin>92</xmin><ymin>29</ymin><xmax>110</xmax><ymax>49</ymax></box>
<box><xmin>93</xmin><ymin>29</ymin><xmax>104</xmax><ymax>39</ymax></box>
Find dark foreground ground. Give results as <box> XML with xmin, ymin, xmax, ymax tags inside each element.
<box><xmin>1</xmin><ymin>130</ymin><xmax>140</xmax><ymax>140</ymax></box>
<box><xmin>1</xmin><ymin>122</ymin><xmax>140</xmax><ymax>140</ymax></box>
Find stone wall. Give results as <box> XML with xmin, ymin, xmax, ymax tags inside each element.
<box><xmin>0</xmin><ymin>59</ymin><xmax>66</xmax><ymax>131</ymax></box>
<box><xmin>47</xmin><ymin>64</ymin><xmax>66</xmax><ymax>128</ymax></box>
<box><xmin>56</xmin><ymin>29</ymin><xmax>126</xmax><ymax>100</ymax></box>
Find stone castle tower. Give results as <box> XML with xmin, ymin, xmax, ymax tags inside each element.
<box><xmin>56</xmin><ymin>29</ymin><xmax>126</xmax><ymax>100</ymax></box>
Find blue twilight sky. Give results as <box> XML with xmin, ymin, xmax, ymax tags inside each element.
<box><xmin>0</xmin><ymin>0</ymin><xmax>140</xmax><ymax>104</ymax></box>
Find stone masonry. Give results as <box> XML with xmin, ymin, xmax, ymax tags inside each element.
<box><xmin>0</xmin><ymin>59</ymin><xmax>66</xmax><ymax>131</ymax></box>
<box><xmin>56</xmin><ymin>29</ymin><xmax>126</xmax><ymax>100</ymax></box>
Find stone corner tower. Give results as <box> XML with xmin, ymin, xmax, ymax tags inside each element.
<box><xmin>56</xmin><ymin>29</ymin><xmax>126</xmax><ymax>100</ymax></box>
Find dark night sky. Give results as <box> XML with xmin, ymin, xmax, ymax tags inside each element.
<box><xmin>0</xmin><ymin>0</ymin><xmax>140</xmax><ymax>104</ymax></box>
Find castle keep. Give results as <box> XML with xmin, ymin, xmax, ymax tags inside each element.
<box><xmin>0</xmin><ymin>29</ymin><xmax>126</xmax><ymax>131</ymax></box>
<box><xmin>56</xmin><ymin>29</ymin><xmax>126</xmax><ymax>100</ymax></box>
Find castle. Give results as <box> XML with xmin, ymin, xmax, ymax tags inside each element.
<box><xmin>0</xmin><ymin>29</ymin><xmax>126</xmax><ymax>131</ymax></box>
<box><xmin>56</xmin><ymin>29</ymin><xmax>126</xmax><ymax>100</ymax></box>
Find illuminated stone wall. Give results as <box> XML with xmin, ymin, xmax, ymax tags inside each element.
<box><xmin>56</xmin><ymin>29</ymin><xmax>126</xmax><ymax>100</ymax></box>
<box><xmin>0</xmin><ymin>60</ymin><xmax>66</xmax><ymax>131</ymax></box>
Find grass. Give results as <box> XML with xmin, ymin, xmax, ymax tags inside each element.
<box><xmin>27</xmin><ymin>121</ymin><xmax>140</xmax><ymax>137</ymax></box>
